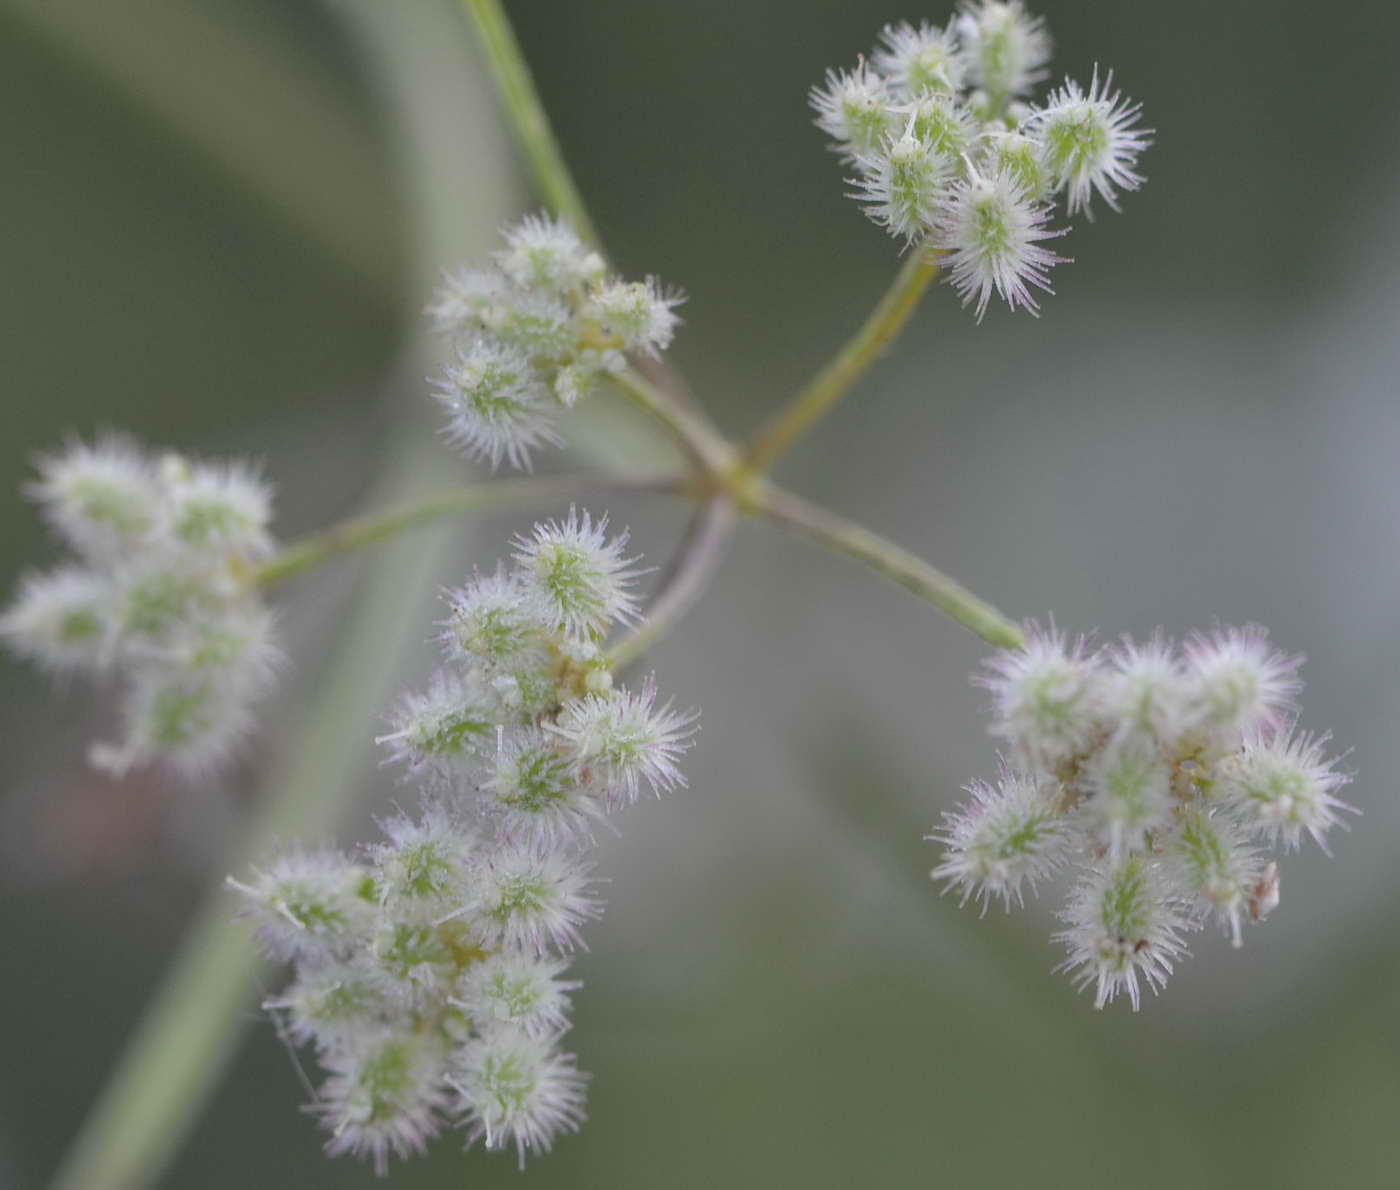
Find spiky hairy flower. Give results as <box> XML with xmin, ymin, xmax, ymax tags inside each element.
<box><xmin>1083</xmin><ymin>735</ymin><xmax>1173</xmax><ymax>860</ymax></box>
<box><xmin>431</xmin><ymin>339</ymin><xmax>563</xmax><ymax>472</ymax></box>
<box><xmin>229</xmin><ymin>849</ymin><xmax>374</xmax><ymax>965</ymax></box>
<box><xmin>485</xmin><ymin>727</ymin><xmax>603</xmax><ymax>849</ymax></box>
<box><xmin>454</xmin><ymin>1032</ymin><xmax>587</xmax><ymax>1167</ymax></box>
<box><xmin>899</xmin><ymin>92</ymin><xmax>978</xmax><ymax>159</ymax></box>
<box><xmin>440</xmin><ymin>565</ymin><xmax>550</xmax><ymax>673</ymax></box>
<box><xmin>554</xmin><ymin>679</ymin><xmax>698</xmax><ymax>808</ymax></box>
<box><xmin>494</xmin><ymin>212</ymin><xmax>604</xmax><ymax>294</ymax></box>
<box><xmin>933</xmin><ymin>162</ymin><xmax>1067</xmax><ymax>320</ymax></box>
<box><xmin>1171</xmin><ymin>808</ymin><xmax>1265</xmax><ymax>947</ymax></box>
<box><xmin>809</xmin><ymin>64</ymin><xmax>898</xmax><ymax>161</ymax></box>
<box><xmin>377</xmin><ymin>669</ymin><xmax>496</xmax><ymax>773</ymax></box>
<box><xmin>852</xmin><ymin>125</ymin><xmax>953</xmax><ymax>243</ymax></box>
<box><xmin>456</xmin><ymin>952</ymin><xmax>579</xmax><ymax>1039</ymax></box>
<box><xmin>587</xmin><ymin>277</ymin><xmax>683</xmax><ymax>358</ymax></box>
<box><xmin>874</xmin><ymin>20</ymin><xmax>966</xmax><ymax>97</ymax></box>
<box><xmin>947</xmin><ymin>622</ymin><xmax>1348</xmax><ymax>1006</ymax></box>
<box><xmin>929</xmin><ymin>768</ymin><xmax>1072</xmax><ymax>912</ymax></box>
<box><xmin>1054</xmin><ymin>856</ymin><xmax>1192</xmax><ymax>1010</ymax></box>
<box><xmin>471</xmin><ymin>839</ymin><xmax>601</xmax><ymax>955</ymax></box>
<box><xmin>956</xmin><ymin>0</ymin><xmax>1051</xmax><ymax>101</ymax></box>
<box><xmin>315</xmin><ymin>1031</ymin><xmax>452</xmax><ymax>1175</ymax></box>
<box><xmin>513</xmin><ymin>507</ymin><xmax>643</xmax><ymax>640</ymax></box>
<box><xmin>370</xmin><ymin>804</ymin><xmax>475</xmax><ymax>912</ymax></box>
<box><xmin>27</xmin><ymin>435</ymin><xmax>163</xmax><ymax>559</ymax></box>
<box><xmin>265</xmin><ymin>962</ymin><xmax>388</xmax><ymax>1048</ymax></box>
<box><xmin>491</xmin><ymin>291</ymin><xmax>577</xmax><ymax>359</ymax></box>
<box><xmin>1220</xmin><ymin>726</ymin><xmax>1354</xmax><ymax>852</ymax></box>
<box><xmin>1104</xmin><ymin>632</ymin><xmax>1187</xmax><ymax>745</ymax></box>
<box><xmin>426</xmin><ymin>266</ymin><xmax>508</xmax><ymax>335</ymax></box>
<box><xmin>977</xmin><ymin>621</ymin><xmax>1101</xmax><ymax>772</ymax></box>
<box><xmin>159</xmin><ymin>455</ymin><xmax>274</xmax><ymax>560</ymax></box>
<box><xmin>982</xmin><ymin>129</ymin><xmax>1049</xmax><ymax>200</ymax></box>
<box><xmin>0</xmin><ymin>566</ymin><xmax>112</xmax><ymax>673</ymax></box>
<box><xmin>1183</xmin><ymin>624</ymin><xmax>1302</xmax><ymax>739</ymax></box>
<box><xmin>1032</xmin><ymin>70</ymin><xmax>1151</xmax><ymax>218</ymax></box>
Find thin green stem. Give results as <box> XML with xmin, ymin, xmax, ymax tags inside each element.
<box><xmin>741</xmin><ymin>247</ymin><xmax>940</xmax><ymax>476</ymax></box>
<box><xmin>608</xmin><ymin>495</ymin><xmax>737</xmax><ymax>671</ymax></box>
<box><xmin>755</xmin><ymin>483</ymin><xmax>1024</xmax><ymax>649</ymax></box>
<box><xmin>610</xmin><ymin>368</ymin><xmax>736</xmax><ymax>476</ymax></box>
<box><xmin>461</xmin><ymin>0</ymin><xmax>601</xmax><ymax>249</ymax></box>
<box><xmin>253</xmin><ymin>471</ymin><xmax>681</xmax><ymax>588</ymax></box>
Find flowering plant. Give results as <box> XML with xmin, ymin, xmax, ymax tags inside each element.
<box><xmin>5</xmin><ymin>1</ymin><xmax>1353</xmax><ymax>1183</ymax></box>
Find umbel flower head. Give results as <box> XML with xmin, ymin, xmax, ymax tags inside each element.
<box><xmin>811</xmin><ymin>3</ymin><xmax>1152</xmax><ymax>317</ymax></box>
<box><xmin>233</xmin><ymin>508</ymin><xmax>697</xmax><ymax>1171</ymax></box>
<box><xmin>1</xmin><ymin>437</ymin><xmax>280</xmax><ymax>775</ymax></box>
<box><xmin>930</xmin><ymin>622</ymin><xmax>1354</xmax><ymax>1008</ymax></box>
<box><xmin>426</xmin><ymin>213</ymin><xmax>683</xmax><ymax>470</ymax></box>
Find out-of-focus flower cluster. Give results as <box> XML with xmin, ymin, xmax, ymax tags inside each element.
<box><xmin>233</xmin><ymin>508</ymin><xmax>696</xmax><ymax>1170</ymax></box>
<box><xmin>426</xmin><ymin>214</ymin><xmax>683</xmax><ymax>470</ymax></box>
<box><xmin>1</xmin><ymin>438</ymin><xmax>278</xmax><ymax>775</ymax></box>
<box><xmin>930</xmin><ymin>624</ymin><xmax>1353</xmax><ymax>1009</ymax></box>
<box><xmin>811</xmin><ymin>2</ymin><xmax>1151</xmax><ymax>318</ymax></box>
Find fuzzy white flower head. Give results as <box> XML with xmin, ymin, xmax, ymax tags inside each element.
<box><xmin>1083</xmin><ymin>734</ymin><xmax>1173</xmax><ymax>860</ymax></box>
<box><xmin>513</xmin><ymin>508</ymin><xmax>643</xmax><ymax>640</ymax></box>
<box><xmin>28</xmin><ymin>436</ymin><xmax>167</xmax><ymax>562</ymax></box>
<box><xmin>1032</xmin><ymin>69</ymin><xmax>1150</xmax><ymax>219</ymax></box>
<box><xmin>852</xmin><ymin>123</ymin><xmax>953</xmax><ymax>243</ymax></box>
<box><xmin>981</xmin><ymin>128</ymin><xmax>1049</xmax><ymax>201</ymax></box>
<box><xmin>874</xmin><ymin>20</ymin><xmax>966</xmax><ymax>97</ymax></box>
<box><xmin>92</xmin><ymin>666</ymin><xmax>258</xmax><ymax>777</ymax></box>
<box><xmin>977</xmin><ymin>623</ymin><xmax>1102</xmax><ymax>772</ymax></box>
<box><xmin>431</xmin><ymin>339</ymin><xmax>562</xmax><ymax>472</ymax></box>
<box><xmin>1171</xmin><ymin>807</ymin><xmax>1266</xmax><ymax>947</ymax></box>
<box><xmin>426</xmin><ymin>266</ymin><xmax>508</xmax><ymax>336</ymax></box>
<box><xmin>933</xmin><ymin>161</ymin><xmax>1067</xmax><ymax>320</ymax></box>
<box><xmin>490</xmin><ymin>291</ymin><xmax>577</xmax><ymax>359</ymax></box>
<box><xmin>899</xmin><ymin>92</ymin><xmax>978</xmax><ymax>159</ymax></box>
<box><xmin>554</xmin><ymin>678</ymin><xmax>698</xmax><ymax>809</ymax></box>
<box><xmin>494</xmin><ymin>213</ymin><xmax>604</xmax><ymax>294</ymax></box>
<box><xmin>956</xmin><ymin>0</ymin><xmax>1051</xmax><ymax>101</ymax></box>
<box><xmin>457</xmin><ymin>952</ymin><xmax>579</xmax><ymax>1039</ymax></box>
<box><xmin>0</xmin><ymin>566</ymin><xmax>112</xmax><ymax>673</ymax></box>
<box><xmin>440</xmin><ymin>565</ymin><xmax>550</xmax><ymax>672</ymax></box>
<box><xmin>229</xmin><ymin>849</ymin><xmax>373</xmax><ymax>965</ymax></box>
<box><xmin>809</xmin><ymin>63</ymin><xmax>898</xmax><ymax>161</ymax></box>
<box><xmin>378</xmin><ymin>669</ymin><xmax>497</xmax><ymax>774</ymax></box>
<box><xmin>1103</xmin><ymin>632</ymin><xmax>1188</xmax><ymax>745</ymax></box>
<box><xmin>1219</xmin><ymin>726</ymin><xmax>1354</xmax><ymax>852</ymax></box>
<box><xmin>158</xmin><ymin>455</ymin><xmax>274</xmax><ymax>560</ymax></box>
<box><xmin>929</xmin><ymin>768</ymin><xmax>1072</xmax><ymax>913</ymax></box>
<box><xmin>1182</xmin><ymin>625</ymin><xmax>1302</xmax><ymax>739</ymax></box>
<box><xmin>471</xmin><ymin>838</ymin><xmax>601</xmax><ymax>955</ymax></box>
<box><xmin>454</xmin><ymin>1032</ymin><xmax>587</xmax><ymax>1167</ymax></box>
<box><xmin>1054</xmin><ymin>856</ymin><xmax>1192</xmax><ymax>1011</ymax></box>
<box><xmin>263</xmin><ymin>961</ymin><xmax>388</xmax><ymax>1048</ymax></box>
<box><xmin>485</xmin><ymin>727</ymin><xmax>603</xmax><ymax>850</ymax></box>
<box><xmin>587</xmin><ymin>277</ymin><xmax>683</xmax><ymax>358</ymax></box>
<box><xmin>315</xmin><ymin>1030</ymin><xmax>451</xmax><ymax>1175</ymax></box>
<box><xmin>370</xmin><ymin>803</ymin><xmax>476</xmax><ymax>912</ymax></box>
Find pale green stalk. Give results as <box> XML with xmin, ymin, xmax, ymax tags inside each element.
<box><xmin>253</xmin><ymin>471</ymin><xmax>682</xmax><ymax>588</ymax></box>
<box><xmin>741</xmin><ymin>246</ymin><xmax>941</xmax><ymax>476</ymax></box>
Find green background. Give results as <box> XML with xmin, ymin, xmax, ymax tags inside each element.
<box><xmin>2</xmin><ymin>1</ymin><xmax>1398</xmax><ymax>1187</ymax></box>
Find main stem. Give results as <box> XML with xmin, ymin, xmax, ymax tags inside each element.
<box><xmin>462</xmin><ymin>0</ymin><xmax>601</xmax><ymax>249</ymax></box>
<box><xmin>740</xmin><ymin>246</ymin><xmax>940</xmax><ymax>477</ymax></box>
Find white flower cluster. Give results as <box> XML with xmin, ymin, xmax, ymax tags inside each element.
<box><xmin>1</xmin><ymin>437</ymin><xmax>278</xmax><ymax>775</ymax></box>
<box><xmin>811</xmin><ymin>2</ymin><xmax>1151</xmax><ymax>318</ymax></box>
<box><xmin>233</xmin><ymin>507</ymin><xmax>696</xmax><ymax>1171</ymax></box>
<box><xmin>427</xmin><ymin>214</ymin><xmax>683</xmax><ymax>470</ymax></box>
<box><xmin>930</xmin><ymin>625</ymin><xmax>1353</xmax><ymax>1010</ymax></box>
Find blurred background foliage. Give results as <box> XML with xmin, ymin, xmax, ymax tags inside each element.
<box><xmin>2</xmin><ymin>1</ymin><xmax>1399</xmax><ymax>1187</ymax></box>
